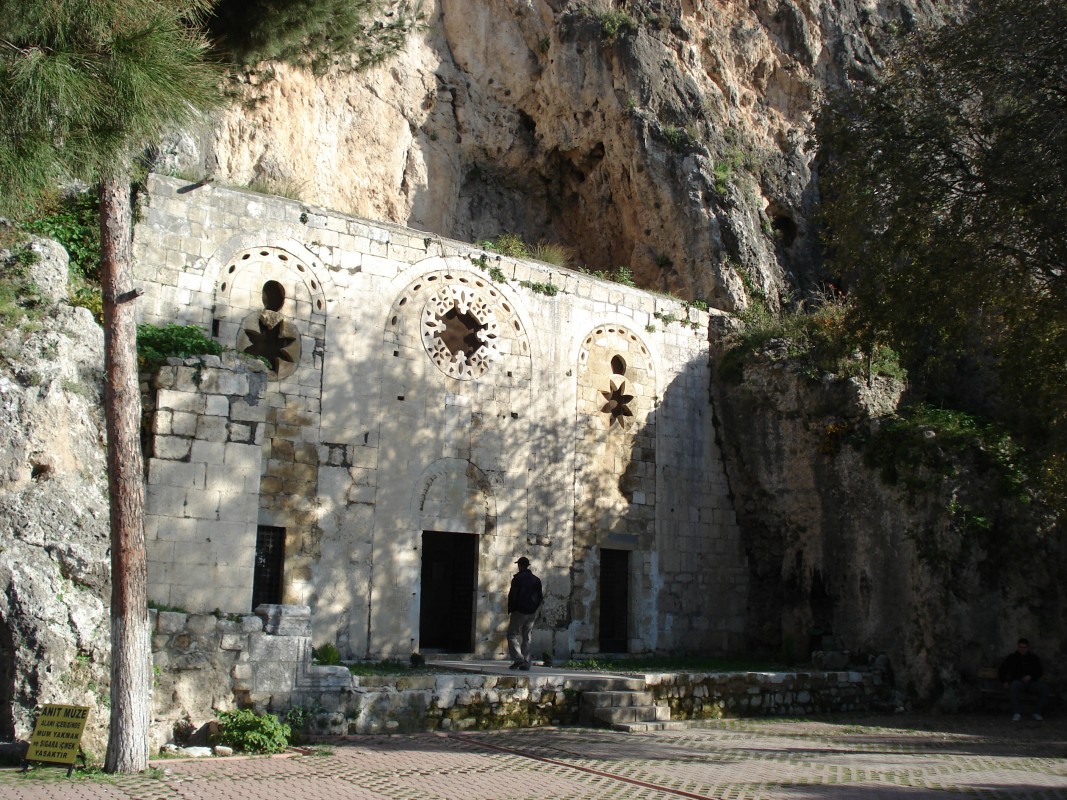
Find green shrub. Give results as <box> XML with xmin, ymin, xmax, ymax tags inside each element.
<box><xmin>583</xmin><ymin>8</ymin><xmax>637</xmax><ymax>39</ymax></box>
<box><xmin>20</xmin><ymin>192</ymin><xmax>100</xmax><ymax>283</ymax></box>
<box><xmin>71</xmin><ymin>285</ymin><xmax>104</xmax><ymax>323</ymax></box>
<box><xmin>662</xmin><ymin>125</ymin><xmax>693</xmax><ymax>152</ymax></box>
<box><xmin>490</xmin><ymin>233</ymin><xmax>529</xmax><ymax>258</ymax></box>
<box><xmin>137</xmin><ymin>323</ymin><xmax>223</xmax><ymax>371</ymax></box>
<box><xmin>312</xmin><ymin>642</ymin><xmax>341</xmax><ymax>665</ymax></box>
<box><xmin>283</xmin><ymin>705</ymin><xmax>322</xmax><ymax>745</ymax></box>
<box><xmin>214</xmin><ymin>709</ymin><xmax>290</xmax><ymax>754</ymax></box>
<box><xmin>519</xmin><ymin>279</ymin><xmax>559</xmax><ymax>297</ymax></box>
<box><xmin>612</xmin><ymin>266</ymin><xmax>636</xmax><ymax>287</ymax></box>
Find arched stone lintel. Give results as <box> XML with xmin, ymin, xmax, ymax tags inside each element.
<box><xmin>202</xmin><ymin>235</ymin><xmax>332</xmax><ymax>319</ymax></box>
<box><xmin>413</xmin><ymin>458</ymin><xmax>497</xmax><ymax>537</ymax></box>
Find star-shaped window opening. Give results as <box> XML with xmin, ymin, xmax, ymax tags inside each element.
<box><xmin>436</xmin><ymin>307</ymin><xmax>485</xmax><ymax>360</ymax></box>
<box><xmin>601</xmin><ymin>378</ymin><xmax>635</xmax><ymax>428</ymax></box>
<box><xmin>243</xmin><ymin>315</ymin><xmax>299</xmax><ymax>374</ymax></box>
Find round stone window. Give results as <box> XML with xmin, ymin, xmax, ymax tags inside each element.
<box><xmin>421</xmin><ymin>285</ymin><xmax>501</xmax><ymax>379</ymax></box>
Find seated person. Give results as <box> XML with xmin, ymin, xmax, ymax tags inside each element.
<box><xmin>999</xmin><ymin>637</ymin><xmax>1050</xmax><ymax>721</ymax></box>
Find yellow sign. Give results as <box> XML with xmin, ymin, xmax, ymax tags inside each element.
<box><xmin>26</xmin><ymin>704</ymin><xmax>90</xmax><ymax>765</ymax></box>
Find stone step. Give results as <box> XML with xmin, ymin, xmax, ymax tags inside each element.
<box><xmin>580</xmin><ymin>690</ymin><xmax>656</xmax><ymax>709</ymax></box>
<box><xmin>579</xmin><ymin>686</ymin><xmax>673</xmax><ymax>727</ymax></box>
<box><xmin>611</xmin><ymin>720</ymin><xmax>689</xmax><ymax>733</ymax></box>
<box><xmin>591</xmin><ymin>704</ymin><xmax>671</xmax><ymax>725</ymax></box>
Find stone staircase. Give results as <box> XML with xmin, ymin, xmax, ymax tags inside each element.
<box><xmin>578</xmin><ymin>685</ymin><xmax>685</xmax><ymax>732</ymax></box>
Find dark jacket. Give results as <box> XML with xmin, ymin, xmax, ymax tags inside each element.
<box><xmin>999</xmin><ymin>650</ymin><xmax>1044</xmax><ymax>683</ymax></box>
<box><xmin>508</xmin><ymin>569</ymin><xmax>543</xmax><ymax>614</ymax></box>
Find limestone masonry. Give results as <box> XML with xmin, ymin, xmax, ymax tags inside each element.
<box><xmin>133</xmin><ymin>173</ymin><xmax>748</xmax><ymax>661</ymax></box>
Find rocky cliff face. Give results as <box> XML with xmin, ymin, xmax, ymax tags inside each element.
<box><xmin>0</xmin><ymin>239</ymin><xmax>112</xmax><ymax>752</ymax></box>
<box><xmin>711</xmin><ymin>342</ymin><xmax>1067</xmax><ymax>709</ymax></box>
<box><xmin>165</xmin><ymin>0</ymin><xmax>961</xmax><ymax>309</ymax></box>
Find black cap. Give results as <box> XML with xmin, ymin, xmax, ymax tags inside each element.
<box><xmin>515</xmin><ymin>557</ymin><xmax>530</xmax><ymax>567</ymax></box>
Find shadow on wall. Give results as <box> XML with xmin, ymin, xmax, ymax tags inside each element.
<box><xmin>304</xmin><ymin>301</ymin><xmax>733</xmax><ymax>658</ymax></box>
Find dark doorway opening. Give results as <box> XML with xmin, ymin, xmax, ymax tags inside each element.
<box><xmin>0</xmin><ymin>614</ymin><xmax>14</xmax><ymax>739</ymax></box>
<box><xmin>252</xmin><ymin>525</ymin><xmax>285</xmax><ymax>611</ymax></box>
<box><xmin>419</xmin><ymin>531</ymin><xmax>478</xmax><ymax>652</ymax></box>
<box><xmin>599</xmin><ymin>548</ymin><xmax>630</xmax><ymax>653</ymax></box>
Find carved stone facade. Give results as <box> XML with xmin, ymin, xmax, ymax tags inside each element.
<box><xmin>134</xmin><ymin>174</ymin><xmax>747</xmax><ymax>660</ymax></box>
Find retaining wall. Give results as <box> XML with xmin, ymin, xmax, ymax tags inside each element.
<box><xmin>151</xmin><ymin>605</ymin><xmax>894</xmax><ymax>746</ymax></box>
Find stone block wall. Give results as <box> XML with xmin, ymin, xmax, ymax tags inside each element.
<box><xmin>150</xmin><ymin>604</ymin><xmax>351</xmax><ymax>748</ymax></box>
<box><xmin>133</xmin><ymin>173</ymin><xmax>749</xmax><ymax>661</ymax></box>
<box><xmin>144</xmin><ymin>355</ymin><xmax>269</xmax><ymax>612</ymax></box>
<box><xmin>643</xmin><ymin>671</ymin><xmax>893</xmax><ymax>720</ymax></box>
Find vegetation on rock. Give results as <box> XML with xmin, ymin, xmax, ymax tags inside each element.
<box><xmin>0</xmin><ymin>245</ymin><xmax>46</xmax><ymax>327</ymax></box>
<box><xmin>18</xmin><ymin>192</ymin><xmax>104</xmax><ymax>320</ymax></box>
<box><xmin>206</xmin><ymin>0</ymin><xmax>424</xmax><ymax>73</ymax></box>
<box><xmin>136</xmin><ymin>323</ymin><xmax>223</xmax><ymax>371</ymax></box>
<box><xmin>818</xmin><ymin>0</ymin><xmax>1067</xmax><ymax>509</ymax></box>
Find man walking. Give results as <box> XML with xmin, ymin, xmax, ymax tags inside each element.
<box><xmin>507</xmin><ymin>557</ymin><xmax>543</xmax><ymax>671</ymax></box>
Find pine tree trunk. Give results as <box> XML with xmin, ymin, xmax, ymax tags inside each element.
<box><xmin>99</xmin><ymin>171</ymin><xmax>150</xmax><ymax>774</ymax></box>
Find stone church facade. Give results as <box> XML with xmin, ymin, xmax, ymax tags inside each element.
<box><xmin>133</xmin><ymin>174</ymin><xmax>748</xmax><ymax>661</ymax></box>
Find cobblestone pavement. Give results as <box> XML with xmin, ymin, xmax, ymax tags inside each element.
<box><xmin>2</xmin><ymin>714</ymin><xmax>1066</xmax><ymax>800</ymax></box>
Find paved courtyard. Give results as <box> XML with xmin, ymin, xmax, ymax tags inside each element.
<box><xmin>2</xmin><ymin>714</ymin><xmax>1066</xmax><ymax>799</ymax></box>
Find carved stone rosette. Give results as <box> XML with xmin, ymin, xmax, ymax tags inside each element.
<box><xmin>420</xmin><ymin>284</ymin><xmax>501</xmax><ymax>380</ymax></box>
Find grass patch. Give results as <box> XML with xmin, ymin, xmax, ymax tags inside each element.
<box><xmin>562</xmin><ymin>655</ymin><xmax>792</xmax><ymax>673</ymax></box>
<box><xmin>246</xmin><ymin>175</ymin><xmax>308</xmax><ymax>201</ymax></box>
<box><xmin>531</xmin><ymin>240</ymin><xmax>572</xmax><ymax>267</ymax></box>
<box><xmin>577</xmin><ymin>265</ymin><xmax>636</xmax><ymax>287</ymax></box>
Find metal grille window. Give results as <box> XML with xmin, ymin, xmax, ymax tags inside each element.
<box><xmin>252</xmin><ymin>525</ymin><xmax>285</xmax><ymax>611</ymax></box>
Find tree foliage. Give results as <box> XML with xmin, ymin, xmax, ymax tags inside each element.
<box><xmin>206</xmin><ymin>0</ymin><xmax>423</xmax><ymax>73</ymax></box>
<box><xmin>0</xmin><ymin>0</ymin><xmax>220</xmax><ymax>214</ymax></box>
<box><xmin>0</xmin><ymin>0</ymin><xmax>221</xmax><ymax>774</ymax></box>
<box><xmin>818</xmin><ymin>0</ymin><xmax>1067</xmax><ymax>503</ymax></box>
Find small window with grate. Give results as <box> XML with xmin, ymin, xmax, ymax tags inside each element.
<box><xmin>252</xmin><ymin>525</ymin><xmax>285</xmax><ymax>611</ymax></box>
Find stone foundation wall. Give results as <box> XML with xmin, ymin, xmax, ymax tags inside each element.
<box><xmin>151</xmin><ymin>605</ymin><xmax>892</xmax><ymax>745</ymax></box>
<box><xmin>150</xmin><ymin>605</ymin><xmax>350</xmax><ymax>749</ymax></box>
<box><xmin>644</xmin><ymin>671</ymin><xmax>894</xmax><ymax>720</ymax></box>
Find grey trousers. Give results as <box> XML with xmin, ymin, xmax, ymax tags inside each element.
<box><xmin>507</xmin><ymin>611</ymin><xmax>536</xmax><ymax>663</ymax></box>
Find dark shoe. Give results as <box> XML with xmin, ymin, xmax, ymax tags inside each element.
<box><xmin>519</xmin><ymin>661</ymin><xmax>531</xmax><ymax>671</ymax></box>
<box><xmin>509</xmin><ymin>660</ymin><xmax>523</xmax><ymax>670</ymax></box>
